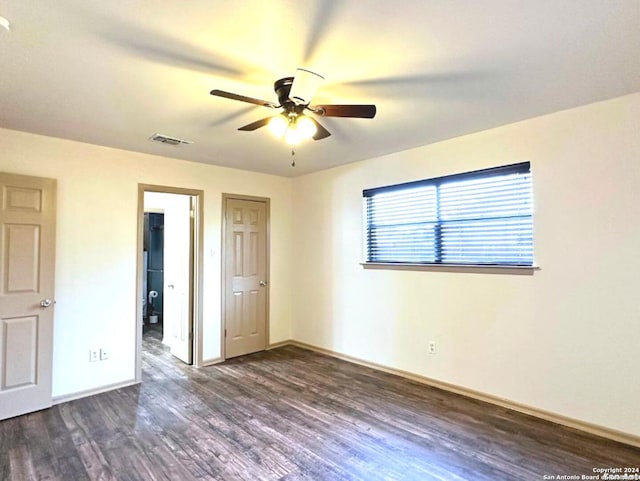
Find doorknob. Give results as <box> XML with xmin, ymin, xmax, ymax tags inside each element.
<box><xmin>259</xmin><ymin>280</ymin><xmax>268</xmax><ymax>287</ymax></box>
<box><xmin>40</xmin><ymin>299</ymin><xmax>55</xmax><ymax>308</ymax></box>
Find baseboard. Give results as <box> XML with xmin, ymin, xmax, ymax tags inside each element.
<box><xmin>267</xmin><ymin>340</ymin><xmax>292</xmax><ymax>350</ymax></box>
<box><xmin>201</xmin><ymin>357</ymin><xmax>224</xmax><ymax>367</ymax></box>
<box><xmin>52</xmin><ymin>379</ymin><xmax>140</xmax><ymax>405</ymax></box>
<box><xmin>200</xmin><ymin>342</ymin><xmax>288</xmax><ymax>365</ymax></box>
<box><xmin>283</xmin><ymin>340</ymin><xmax>640</xmax><ymax>449</ymax></box>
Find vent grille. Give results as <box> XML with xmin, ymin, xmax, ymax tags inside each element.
<box><xmin>148</xmin><ymin>134</ymin><xmax>193</xmax><ymax>146</ymax></box>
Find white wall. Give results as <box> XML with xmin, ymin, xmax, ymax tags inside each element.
<box><xmin>292</xmin><ymin>93</ymin><xmax>640</xmax><ymax>437</ymax></box>
<box><xmin>0</xmin><ymin>128</ymin><xmax>293</xmax><ymax>399</ymax></box>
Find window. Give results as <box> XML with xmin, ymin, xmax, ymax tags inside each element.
<box><xmin>363</xmin><ymin>162</ymin><xmax>533</xmax><ymax>266</ymax></box>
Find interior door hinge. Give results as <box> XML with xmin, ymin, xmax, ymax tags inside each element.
<box><xmin>224</xmin><ymin>329</ymin><xmax>227</xmax><ymax>338</ymax></box>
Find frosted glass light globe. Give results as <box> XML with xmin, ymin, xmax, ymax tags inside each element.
<box><xmin>284</xmin><ymin>128</ymin><xmax>302</xmax><ymax>145</ymax></box>
<box><xmin>268</xmin><ymin>115</ymin><xmax>288</xmax><ymax>137</ymax></box>
<box><xmin>296</xmin><ymin>115</ymin><xmax>317</xmax><ymax>139</ymax></box>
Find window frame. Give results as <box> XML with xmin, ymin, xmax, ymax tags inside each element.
<box><xmin>362</xmin><ymin>162</ymin><xmax>535</xmax><ymax>269</ymax></box>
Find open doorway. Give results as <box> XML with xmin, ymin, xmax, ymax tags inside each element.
<box><xmin>136</xmin><ymin>185</ymin><xmax>204</xmax><ymax>380</ymax></box>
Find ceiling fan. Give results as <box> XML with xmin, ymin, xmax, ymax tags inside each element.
<box><xmin>210</xmin><ymin>68</ymin><xmax>376</xmax><ymax>146</ymax></box>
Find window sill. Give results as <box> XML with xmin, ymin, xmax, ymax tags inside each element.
<box><xmin>361</xmin><ymin>262</ymin><xmax>539</xmax><ymax>275</ymax></box>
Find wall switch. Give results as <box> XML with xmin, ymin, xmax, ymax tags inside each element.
<box><xmin>89</xmin><ymin>349</ymin><xmax>100</xmax><ymax>362</ymax></box>
<box><xmin>100</xmin><ymin>348</ymin><xmax>109</xmax><ymax>361</ymax></box>
<box><xmin>428</xmin><ymin>341</ymin><xmax>437</xmax><ymax>354</ymax></box>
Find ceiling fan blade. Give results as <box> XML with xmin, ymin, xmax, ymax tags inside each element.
<box><xmin>210</xmin><ymin>90</ymin><xmax>278</xmax><ymax>108</ymax></box>
<box><xmin>313</xmin><ymin>104</ymin><xmax>376</xmax><ymax>119</ymax></box>
<box><xmin>237</xmin><ymin>117</ymin><xmax>275</xmax><ymax>131</ymax></box>
<box><xmin>310</xmin><ymin>118</ymin><xmax>331</xmax><ymax>140</ymax></box>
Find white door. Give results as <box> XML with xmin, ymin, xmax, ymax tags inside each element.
<box><xmin>224</xmin><ymin>198</ymin><xmax>268</xmax><ymax>359</ymax></box>
<box><xmin>162</xmin><ymin>194</ymin><xmax>193</xmax><ymax>364</ymax></box>
<box><xmin>0</xmin><ymin>173</ymin><xmax>56</xmax><ymax>420</ymax></box>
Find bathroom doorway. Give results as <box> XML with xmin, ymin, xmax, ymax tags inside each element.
<box><xmin>136</xmin><ymin>185</ymin><xmax>204</xmax><ymax>379</ymax></box>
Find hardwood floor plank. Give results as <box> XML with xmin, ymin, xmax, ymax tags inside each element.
<box><xmin>1</xmin><ymin>335</ymin><xmax>638</xmax><ymax>480</ymax></box>
<box><xmin>44</xmin><ymin>407</ymin><xmax>91</xmax><ymax>481</ymax></box>
<box><xmin>58</xmin><ymin>401</ymin><xmax>119</xmax><ymax>481</ymax></box>
<box><xmin>0</xmin><ymin>417</ymin><xmax>19</xmax><ymax>481</ymax></box>
<box><xmin>8</xmin><ymin>445</ymin><xmax>38</xmax><ymax>481</ymax></box>
<box><xmin>21</xmin><ymin>411</ymin><xmax>62</xmax><ymax>481</ymax></box>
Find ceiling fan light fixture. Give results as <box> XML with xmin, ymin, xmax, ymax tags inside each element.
<box><xmin>296</xmin><ymin>115</ymin><xmax>317</xmax><ymax>139</ymax></box>
<box><xmin>268</xmin><ymin>114</ymin><xmax>288</xmax><ymax>137</ymax></box>
<box><xmin>288</xmin><ymin>68</ymin><xmax>324</xmax><ymax>105</ymax></box>
<box><xmin>211</xmin><ymin>68</ymin><xmax>376</xmax><ymax>150</ymax></box>
<box><xmin>284</xmin><ymin>127</ymin><xmax>302</xmax><ymax>145</ymax></box>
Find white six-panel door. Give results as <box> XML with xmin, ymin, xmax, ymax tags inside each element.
<box><xmin>0</xmin><ymin>172</ymin><xmax>56</xmax><ymax>420</ymax></box>
<box><xmin>224</xmin><ymin>198</ymin><xmax>267</xmax><ymax>359</ymax></box>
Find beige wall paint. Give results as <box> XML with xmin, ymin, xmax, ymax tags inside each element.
<box><xmin>0</xmin><ymin>128</ymin><xmax>293</xmax><ymax>399</ymax></box>
<box><xmin>292</xmin><ymin>93</ymin><xmax>640</xmax><ymax>437</ymax></box>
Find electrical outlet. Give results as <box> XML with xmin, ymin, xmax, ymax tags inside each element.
<box><xmin>89</xmin><ymin>349</ymin><xmax>100</xmax><ymax>362</ymax></box>
<box><xmin>100</xmin><ymin>348</ymin><xmax>109</xmax><ymax>361</ymax></box>
<box><xmin>428</xmin><ymin>341</ymin><xmax>437</xmax><ymax>354</ymax></box>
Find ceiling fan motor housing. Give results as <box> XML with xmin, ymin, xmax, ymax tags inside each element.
<box><xmin>274</xmin><ymin>77</ymin><xmax>298</xmax><ymax>111</ymax></box>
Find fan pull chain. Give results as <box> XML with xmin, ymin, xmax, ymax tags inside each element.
<box><xmin>291</xmin><ymin>147</ymin><xmax>296</xmax><ymax>167</ymax></box>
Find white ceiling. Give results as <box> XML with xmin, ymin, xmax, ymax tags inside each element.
<box><xmin>1</xmin><ymin>1</ymin><xmax>639</xmax><ymax>177</ymax></box>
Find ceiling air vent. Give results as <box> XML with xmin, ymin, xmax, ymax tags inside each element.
<box><xmin>148</xmin><ymin>133</ymin><xmax>193</xmax><ymax>146</ymax></box>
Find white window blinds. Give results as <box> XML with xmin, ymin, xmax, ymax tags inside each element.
<box><xmin>363</xmin><ymin>162</ymin><xmax>533</xmax><ymax>266</ymax></box>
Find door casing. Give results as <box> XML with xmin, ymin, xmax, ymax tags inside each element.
<box><xmin>221</xmin><ymin>193</ymin><xmax>270</xmax><ymax>360</ymax></box>
<box><xmin>135</xmin><ymin>184</ymin><xmax>204</xmax><ymax>377</ymax></box>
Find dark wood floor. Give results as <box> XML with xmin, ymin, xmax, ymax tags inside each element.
<box><xmin>1</xmin><ymin>335</ymin><xmax>638</xmax><ymax>481</ymax></box>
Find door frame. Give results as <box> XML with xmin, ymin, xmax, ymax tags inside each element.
<box><xmin>221</xmin><ymin>193</ymin><xmax>270</xmax><ymax>360</ymax></box>
<box><xmin>135</xmin><ymin>184</ymin><xmax>204</xmax><ymax>378</ymax></box>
